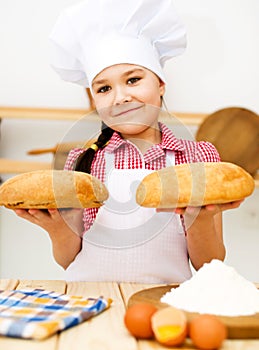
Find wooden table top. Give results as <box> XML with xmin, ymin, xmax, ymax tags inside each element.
<box><xmin>0</xmin><ymin>279</ymin><xmax>259</xmax><ymax>349</ymax></box>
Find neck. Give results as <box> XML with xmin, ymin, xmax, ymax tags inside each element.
<box><xmin>122</xmin><ymin>123</ymin><xmax>161</xmax><ymax>154</ymax></box>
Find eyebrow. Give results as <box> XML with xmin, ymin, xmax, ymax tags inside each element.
<box><xmin>92</xmin><ymin>79</ymin><xmax>108</xmax><ymax>87</ymax></box>
<box><xmin>122</xmin><ymin>68</ymin><xmax>145</xmax><ymax>77</ymax></box>
<box><xmin>92</xmin><ymin>68</ymin><xmax>145</xmax><ymax>87</ymax></box>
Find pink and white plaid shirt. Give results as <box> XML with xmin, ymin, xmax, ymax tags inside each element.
<box><xmin>64</xmin><ymin>123</ymin><xmax>220</xmax><ymax>233</ymax></box>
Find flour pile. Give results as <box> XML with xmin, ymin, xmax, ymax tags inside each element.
<box><xmin>161</xmin><ymin>259</ymin><xmax>259</xmax><ymax>316</ymax></box>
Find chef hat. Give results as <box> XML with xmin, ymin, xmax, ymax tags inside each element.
<box><xmin>49</xmin><ymin>0</ymin><xmax>186</xmax><ymax>88</ymax></box>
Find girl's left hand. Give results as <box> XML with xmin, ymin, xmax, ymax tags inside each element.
<box><xmin>156</xmin><ymin>199</ymin><xmax>244</xmax><ymax>215</ymax></box>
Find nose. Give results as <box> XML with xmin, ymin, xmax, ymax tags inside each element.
<box><xmin>114</xmin><ymin>86</ymin><xmax>132</xmax><ymax>105</ymax></box>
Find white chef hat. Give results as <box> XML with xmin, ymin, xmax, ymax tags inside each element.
<box><xmin>49</xmin><ymin>0</ymin><xmax>186</xmax><ymax>88</ymax></box>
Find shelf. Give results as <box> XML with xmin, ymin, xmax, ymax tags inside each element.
<box><xmin>0</xmin><ymin>106</ymin><xmax>207</xmax><ymax>125</ymax></box>
<box><xmin>0</xmin><ymin>158</ymin><xmax>51</xmax><ymax>174</ymax></box>
<box><xmin>0</xmin><ymin>106</ymin><xmax>258</xmax><ymax>188</ymax></box>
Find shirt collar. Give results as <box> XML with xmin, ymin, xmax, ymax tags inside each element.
<box><xmin>104</xmin><ymin>131</ymin><xmax>126</xmax><ymax>153</ymax></box>
<box><xmin>159</xmin><ymin>122</ymin><xmax>186</xmax><ymax>151</ymax></box>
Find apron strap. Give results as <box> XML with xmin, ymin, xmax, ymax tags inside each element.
<box><xmin>166</xmin><ymin>150</ymin><xmax>175</xmax><ymax>167</ymax></box>
<box><xmin>104</xmin><ymin>152</ymin><xmax>115</xmax><ymax>176</ymax></box>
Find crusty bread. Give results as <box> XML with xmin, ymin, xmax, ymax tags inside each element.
<box><xmin>0</xmin><ymin>170</ymin><xmax>108</xmax><ymax>209</ymax></box>
<box><xmin>136</xmin><ymin>162</ymin><xmax>255</xmax><ymax>208</ymax></box>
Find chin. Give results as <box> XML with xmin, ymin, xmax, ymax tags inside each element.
<box><xmin>112</xmin><ymin>123</ymin><xmax>149</xmax><ymax>135</ymax></box>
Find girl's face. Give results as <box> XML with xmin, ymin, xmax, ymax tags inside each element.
<box><xmin>91</xmin><ymin>64</ymin><xmax>165</xmax><ymax>138</ymax></box>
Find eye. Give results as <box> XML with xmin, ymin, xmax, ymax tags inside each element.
<box><xmin>97</xmin><ymin>85</ymin><xmax>111</xmax><ymax>93</ymax></box>
<box><xmin>127</xmin><ymin>77</ymin><xmax>141</xmax><ymax>85</ymax></box>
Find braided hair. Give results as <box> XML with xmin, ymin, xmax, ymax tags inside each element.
<box><xmin>75</xmin><ymin>122</ymin><xmax>114</xmax><ymax>174</ymax></box>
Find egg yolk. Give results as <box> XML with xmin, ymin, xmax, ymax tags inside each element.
<box><xmin>156</xmin><ymin>325</ymin><xmax>183</xmax><ymax>341</ymax></box>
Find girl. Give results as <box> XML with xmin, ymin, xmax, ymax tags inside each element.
<box><xmin>15</xmin><ymin>0</ymin><xmax>242</xmax><ymax>282</ymax></box>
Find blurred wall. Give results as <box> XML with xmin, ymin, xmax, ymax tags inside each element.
<box><xmin>0</xmin><ymin>0</ymin><xmax>258</xmax><ymax>281</ymax></box>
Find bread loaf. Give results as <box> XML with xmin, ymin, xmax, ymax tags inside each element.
<box><xmin>136</xmin><ymin>162</ymin><xmax>255</xmax><ymax>208</ymax></box>
<box><xmin>0</xmin><ymin>170</ymin><xmax>108</xmax><ymax>209</ymax></box>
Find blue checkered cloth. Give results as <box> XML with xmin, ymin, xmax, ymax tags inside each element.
<box><xmin>0</xmin><ymin>288</ymin><xmax>112</xmax><ymax>339</ymax></box>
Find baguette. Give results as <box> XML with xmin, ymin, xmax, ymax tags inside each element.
<box><xmin>136</xmin><ymin>162</ymin><xmax>255</xmax><ymax>208</ymax></box>
<box><xmin>0</xmin><ymin>170</ymin><xmax>108</xmax><ymax>209</ymax></box>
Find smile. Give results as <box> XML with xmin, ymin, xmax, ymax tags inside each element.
<box><xmin>113</xmin><ymin>104</ymin><xmax>144</xmax><ymax>117</ymax></box>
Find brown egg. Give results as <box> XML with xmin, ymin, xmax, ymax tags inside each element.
<box><xmin>151</xmin><ymin>306</ymin><xmax>188</xmax><ymax>346</ymax></box>
<box><xmin>124</xmin><ymin>303</ymin><xmax>158</xmax><ymax>339</ymax></box>
<box><xmin>189</xmin><ymin>314</ymin><xmax>227</xmax><ymax>350</ymax></box>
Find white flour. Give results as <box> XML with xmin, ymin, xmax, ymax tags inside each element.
<box><xmin>161</xmin><ymin>259</ymin><xmax>259</xmax><ymax>316</ymax></box>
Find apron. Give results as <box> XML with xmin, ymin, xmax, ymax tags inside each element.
<box><xmin>65</xmin><ymin>149</ymin><xmax>192</xmax><ymax>283</ymax></box>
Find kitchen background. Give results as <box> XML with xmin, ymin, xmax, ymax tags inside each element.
<box><xmin>0</xmin><ymin>0</ymin><xmax>258</xmax><ymax>281</ymax></box>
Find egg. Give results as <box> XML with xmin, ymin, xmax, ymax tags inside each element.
<box><xmin>189</xmin><ymin>314</ymin><xmax>227</xmax><ymax>350</ymax></box>
<box><xmin>124</xmin><ymin>303</ymin><xmax>158</xmax><ymax>339</ymax></box>
<box><xmin>151</xmin><ymin>306</ymin><xmax>188</xmax><ymax>346</ymax></box>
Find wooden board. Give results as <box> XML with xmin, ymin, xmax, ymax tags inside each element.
<box><xmin>196</xmin><ymin>107</ymin><xmax>259</xmax><ymax>176</ymax></box>
<box><xmin>128</xmin><ymin>285</ymin><xmax>259</xmax><ymax>339</ymax></box>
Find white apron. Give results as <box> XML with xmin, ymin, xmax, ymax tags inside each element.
<box><xmin>65</xmin><ymin>150</ymin><xmax>192</xmax><ymax>283</ymax></box>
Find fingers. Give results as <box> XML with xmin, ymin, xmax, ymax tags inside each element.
<box><xmin>47</xmin><ymin>209</ymin><xmax>60</xmax><ymax>218</ymax></box>
<box><xmin>14</xmin><ymin>209</ymin><xmax>41</xmax><ymax>224</ymax></box>
<box><xmin>217</xmin><ymin>200</ymin><xmax>244</xmax><ymax>211</ymax></box>
<box><xmin>156</xmin><ymin>199</ymin><xmax>245</xmax><ymax>215</ymax></box>
<box><xmin>174</xmin><ymin>208</ymin><xmax>185</xmax><ymax>215</ymax></box>
<box><xmin>14</xmin><ymin>209</ymin><xmax>58</xmax><ymax>224</ymax></box>
<box><xmin>156</xmin><ymin>208</ymin><xmax>184</xmax><ymax>214</ymax></box>
<box><xmin>205</xmin><ymin>200</ymin><xmax>244</xmax><ymax>213</ymax></box>
<box><xmin>156</xmin><ymin>206</ymin><xmax>201</xmax><ymax>215</ymax></box>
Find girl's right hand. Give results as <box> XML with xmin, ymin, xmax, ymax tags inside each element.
<box><xmin>14</xmin><ymin>208</ymin><xmax>65</xmax><ymax>232</ymax></box>
<box><xmin>14</xmin><ymin>208</ymin><xmax>84</xmax><ymax>236</ymax></box>
<box><xmin>14</xmin><ymin>208</ymin><xmax>84</xmax><ymax>268</ymax></box>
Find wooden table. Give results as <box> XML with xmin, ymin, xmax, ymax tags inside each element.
<box><xmin>0</xmin><ymin>279</ymin><xmax>259</xmax><ymax>349</ymax></box>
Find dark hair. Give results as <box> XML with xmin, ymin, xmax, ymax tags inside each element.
<box><xmin>75</xmin><ymin>122</ymin><xmax>114</xmax><ymax>174</ymax></box>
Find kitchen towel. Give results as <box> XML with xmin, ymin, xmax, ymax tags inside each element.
<box><xmin>0</xmin><ymin>288</ymin><xmax>112</xmax><ymax>340</ymax></box>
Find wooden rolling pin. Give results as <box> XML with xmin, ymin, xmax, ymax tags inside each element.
<box><xmin>27</xmin><ymin>140</ymin><xmax>96</xmax><ymax>155</ymax></box>
<box><xmin>0</xmin><ymin>158</ymin><xmax>51</xmax><ymax>174</ymax></box>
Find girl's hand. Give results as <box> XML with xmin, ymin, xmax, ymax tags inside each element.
<box><xmin>14</xmin><ymin>208</ymin><xmax>84</xmax><ymax>268</ymax></box>
<box><xmin>156</xmin><ymin>199</ymin><xmax>244</xmax><ymax>215</ymax></box>
<box><xmin>156</xmin><ymin>199</ymin><xmax>245</xmax><ymax>271</ymax></box>
<box><xmin>14</xmin><ymin>208</ymin><xmax>84</xmax><ymax>236</ymax></box>
<box><xmin>14</xmin><ymin>209</ymin><xmax>64</xmax><ymax>231</ymax></box>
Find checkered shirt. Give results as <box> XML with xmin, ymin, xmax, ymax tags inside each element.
<box><xmin>64</xmin><ymin>122</ymin><xmax>220</xmax><ymax>233</ymax></box>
